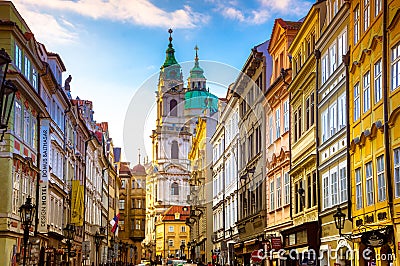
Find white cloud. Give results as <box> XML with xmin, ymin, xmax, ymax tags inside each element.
<box><xmin>13</xmin><ymin>0</ymin><xmax>210</xmax><ymax>29</ymax></box>
<box><xmin>258</xmin><ymin>0</ymin><xmax>312</xmax><ymax>16</ymax></box>
<box><xmin>220</xmin><ymin>6</ymin><xmax>269</xmax><ymax>24</ymax></box>
<box><xmin>13</xmin><ymin>3</ymin><xmax>78</xmax><ymax>45</ymax></box>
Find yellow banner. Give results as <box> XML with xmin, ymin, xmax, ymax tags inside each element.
<box><xmin>71</xmin><ymin>180</ymin><xmax>84</xmax><ymax>226</ymax></box>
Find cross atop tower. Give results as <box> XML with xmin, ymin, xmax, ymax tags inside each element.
<box><xmin>168</xmin><ymin>28</ymin><xmax>173</xmax><ymax>44</ymax></box>
<box><xmin>194</xmin><ymin>45</ymin><xmax>199</xmax><ymax>61</ymax></box>
<box><xmin>138</xmin><ymin>148</ymin><xmax>141</xmax><ymax>164</ymax></box>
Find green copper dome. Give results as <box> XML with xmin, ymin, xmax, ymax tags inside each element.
<box><xmin>184</xmin><ymin>89</ymin><xmax>218</xmax><ymax>113</ymax></box>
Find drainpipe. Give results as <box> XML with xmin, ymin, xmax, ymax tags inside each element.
<box><xmin>343</xmin><ymin>51</ymin><xmax>352</xmax><ymax>221</ymax></box>
<box><xmin>382</xmin><ymin>0</ymin><xmax>393</xmax><ymax>222</ymax></box>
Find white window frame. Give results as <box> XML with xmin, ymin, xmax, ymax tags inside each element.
<box><xmin>329</xmin><ymin>43</ymin><xmax>337</xmax><ymax>74</ymax></box>
<box><xmin>270</xmin><ymin>180</ymin><xmax>275</xmax><ymax>210</ymax></box>
<box><xmin>354</xmin><ymin>83</ymin><xmax>360</xmax><ymax>121</ymax></box>
<box><xmin>276</xmin><ymin>176</ymin><xmax>282</xmax><ymax>208</ymax></box>
<box><xmin>395</xmin><ymin>148</ymin><xmax>400</xmax><ymax>198</ymax></box>
<box><xmin>284</xmin><ymin>172</ymin><xmax>290</xmax><ymax>205</ymax></box>
<box><xmin>377</xmin><ymin>155</ymin><xmax>386</xmax><ymax>202</ymax></box>
<box><xmin>391</xmin><ymin>42</ymin><xmax>400</xmax><ymax>91</ymax></box>
<box><xmin>329</xmin><ymin>103</ymin><xmax>337</xmax><ymax>136</ymax></box>
<box><xmin>276</xmin><ymin>108</ymin><xmax>281</xmax><ymax>139</ymax></box>
<box><xmin>169</xmin><ymin>226</ymin><xmax>174</xmax><ymax>232</ymax></box>
<box><xmin>354</xmin><ymin>6</ymin><xmax>360</xmax><ymax>44</ymax></box>
<box><xmin>322</xmin><ymin>109</ymin><xmax>329</xmax><ymax>142</ymax></box>
<box><xmin>339</xmin><ymin>163</ymin><xmax>347</xmax><ymax>202</ymax></box>
<box><xmin>363</xmin><ymin>71</ymin><xmax>371</xmax><ymax>113</ymax></box>
<box><xmin>374</xmin><ymin>59</ymin><xmax>382</xmax><ymax>102</ymax></box>
<box><xmin>15</xmin><ymin>43</ymin><xmax>22</xmax><ymax>70</ymax></box>
<box><xmin>356</xmin><ymin>168</ymin><xmax>362</xmax><ymax>209</ymax></box>
<box><xmin>375</xmin><ymin>0</ymin><xmax>382</xmax><ymax>16</ymax></box>
<box><xmin>323</xmin><ymin>172</ymin><xmax>330</xmax><ymax>210</ymax></box>
<box><xmin>24</xmin><ymin>56</ymin><xmax>31</xmax><ymax>81</ymax></box>
<box><xmin>322</xmin><ymin>54</ymin><xmax>328</xmax><ymax>84</ymax></box>
<box><xmin>23</xmin><ymin>109</ymin><xmax>30</xmax><ymax>144</ymax></box>
<box><xmin>338</xmin><ymin>93</ymin><xmax>346</xmax><ymax>129</ymax></box>
<box><xmin>331</xmin><ymin>169</ymin><xmax>338</xmax><ymax>206</ymax></box>
<box><xmin>364</xmin><ymin>0</ymin><xmax>370</xmax><ymax>31</ymax></box>
<box><xmin>284</xmin><ymin>100</ymin><xmax>289</xmax><ymax>132</ymax></box>
<box><xmin>269</xmin><ymin>115</ymin><xmax>273</xmax><ymax>145</ymax></box>
<box><xmin>14</xmin><ymin>101</ymin><xmax>22</xmax><ymax>137</ymax></box>
<box><xmin>366</xmin><ymin>162</ymin><xmax>374</xmax><ymax>206</ymax></box>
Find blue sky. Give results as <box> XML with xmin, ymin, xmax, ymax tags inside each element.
<box><xmin>12</xmin><ymin>0</ymin><xmax>312</xmax><ymax>162</ymax></box>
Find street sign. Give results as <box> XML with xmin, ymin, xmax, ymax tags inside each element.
<box><xmin>271</xmin><ymin>237</ymin><xmax>282</xmax><ymax>250</ymax></box>
<box><xmin>251</xmin><ymin>250</ymin><xmax>263</xmax><ymax>263</ymax></box>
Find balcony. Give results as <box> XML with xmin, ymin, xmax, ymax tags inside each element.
<box><xmin>130</xmin><ymin>230</ymin><xmax>145</xmax><ymax>240</ymax></box>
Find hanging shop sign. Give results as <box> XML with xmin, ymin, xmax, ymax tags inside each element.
<box><xmin>361</xmin><ymin>230</ymin><xmax>388</xmax><ymax>247</ymax></box>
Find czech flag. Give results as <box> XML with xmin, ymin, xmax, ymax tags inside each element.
<box><xmin>110</xmin><ymin>213</ymin><xmax>120</xmax><ymax>236</ymax></box>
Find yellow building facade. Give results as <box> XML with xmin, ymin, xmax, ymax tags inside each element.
<box><xmin>349</xmin><ymin>0</ymin><xmax>400</xmax><ymax>265</ymax></box>
<box><xmin>155</xmin><ymin>206</ymin><xmax>190</xmax><ymax>260</ymax></box>
<box><xmin>284</xmin><ymin>2</ymin><xmax>325</xmax><ymax>264</ymax></box>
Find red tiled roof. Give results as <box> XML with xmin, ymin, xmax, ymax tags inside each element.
<box><xmin>276</xmin><ymin>18</ymin><xmax>303</xmax><ymax>30</ymax></box>
<box><xmin>162</xmin><ymin>206</ymin><xmax>190</xmax><ymax>221</ymax></box>
<box><xmin>132</xmin><ymin>163</ymin><xmax>146</xmax><ymax>175</ymax></box>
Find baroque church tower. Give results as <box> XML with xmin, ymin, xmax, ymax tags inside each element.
<box><xmin>145</xmin><ymin>30</ymin><xmax>218</xmax><ymax>258</ymax></box>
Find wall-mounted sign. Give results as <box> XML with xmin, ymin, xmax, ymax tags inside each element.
<box><xmin>38</xmin><ymin>119</ymin><xmax>50</xmax><ymax>233</ymax></box>
<box><xmin>361</xmin><ymin>230</ymin><xmax>387</xmax><ymax>247</ymax></box>
<box><xmin>271</xmin><ymin>237</ymin><xmax>282</xmax><ymax>250</ymax></box>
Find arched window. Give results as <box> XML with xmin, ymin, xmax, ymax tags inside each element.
<box><xmin>171</xmin><ymin>140</ymin><xmax>179</xmax><ymax>159</ymax></box>
<box><xmin>170</xmin><ymin>99</ymin><xmax>177</xmax><ymax>117</ymax></box>
<box><xmin>171</xmin><ymin>182</ymin><xmax>179</xmax><ymax>195</ymax></box>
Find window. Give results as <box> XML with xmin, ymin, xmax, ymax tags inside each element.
<box><xmin>32</xmin><ymin>68</ymin><xmax>38</xmax><ymax>91</ymax></box>
<box><xmin>284</xmin><ymin>172</ymin><xmax>290</xmax><ymax>205</ymax></box>
<box><xmin>375</xmin><ymin>0</ymin><xmax>382</xmax><ymax>16</ymax></box>
<box><xmin>294</xmin><ymin>111</ymin><xmax>298</xmax><ymax>142</ymax></box>
<box><xmin>276</xmin><ymin>176</ymin><xmax>282</xmax><ymax>208</ymax></box>
<box><xmin>354</xmin><ymin>83</ymin><xmax>360</xmax><ymax>121</ymax></box>
<box><xmin>284</xmin><ymin>100</ymin><xmax>289</xmax><ymax>132</ymax></box>
<box><xmin>171</xmin><ymin>140</ymin><xmax>179</xmax><ymax>159</ymax></box>
<box><xmin>366</xmin><ymin>162</ymin><xmax>374</xmax><ymax>206</ymax></box>
<box><xmin>310</xmin><ymin>93</ymin><xmax>315</xmax><ymax>126</ymax></box>
<box><xmin>356</xmin><ymin>168</ymin><xmax>362</xmax><ymax>209</ymax></box>
<box><xmin>168</xmin><ymin>240</ymin><xmax>174</xmax><ymax>247</ymax></box>
<box><xmin>306</xmin><ymin>98</ymin><xmax>310</xmax><ymax>130</ymax></box>
<box><xmin>119</xmin><ymin>199</ymin><xmax>125</xmax><ymax>210</ymax></box>
<box><xmin>391</xmin><ymin>42</ymin><xmax>400</xmax><ymax>90</ymax></box>
<box><xmin>31</xmin><ymin>115</ymin><xmax>37</xmax><ymax>149</ymax></box>
<box><xmin>338</xmin><ymin>93</ymin><xmax>346</xmax><ymax>129</ymax></box>
<box><xmin>322</xmin><ymin>54</ymin><xmax>328</xmax><ymax>83</ymax></box>
<box><xmin>329</xmin><ymin>44</ymin><xmax>337</xmax><ymax>74</ymax></box>
<box><xmin>364</xmin><ymin>0</ymin><xmax>370</xmax><ymax>31</ymax></box>
<box><xmin>171</xmin><ymin>182</ymin><xmax>179</xmax><ymax>196</ymax></box>
<box><xmin>331</xmin><ymin>171</ymin><xmax>338</xmax><ymax>206</ymax></box>
<box><xmin>297</xmin><ymin>107</ymin><xmax>302</xmax><ymax>139</ymax></box>
<box><xmin>338</xmin><ymin>31</ymin><xmax>347</xmax><ymax>59</ymax></box>
<box><xmin>119</xmin><ymin>220</ymin><xmax>125</xmax><ymax>231</ymax></box>
<box><xmin>377</xmin><ymin>155</ymin><xmax>386</xmax><ymax>201</ymax></box>
<box><xmin>329</xmin><ymin>103</ymin><xmax>337</xmax><ymax>136</ymax></box>
<box><xmin>322</xmin><ymin>109</ymin><xmax>328</xmax><ymax>142</ymax></box>
<box><xmin>363</xmin><ymin>71</ymin><xmax>371</xmax><ymax>112</ymax></box>
<box><xmin>354</xmin><ymin>6</ymin><xmax>360</xmax><ymax>44</ymax></box>
<box><xmin>276</xmin><ymin>108</ymin><xmax>281</xmax><ymax>139</ymax></box>
<box><xmin>333</xmin><ymin>0</ymin><xmax>338</xmax><ymax>15</ymax></box>
<box><xmin>323</xmin><ymin>173</ymin><xmax>329</xmax><ymax>209</ymax></box>
<box><xmin>395</xmin><ymin>148</ymin><xmax>400</xmax><ymax>197</ymax></box>
<box><xmin>339</xmin><ymin>165</ymin><xmax>347</xmax><ymax>202</ymax></box>
<box><xmin>24</xmin><ymin>56</ymin><xmax>31</xmax><ymax>80</ymax></box>
<box><xmin>169</xmin><ymin>226</ymin><xmax>174</xmax><ymax>232</ymax></box>
<box><xmin>15</xmin><ymin>43</ymin><xmax>22</xmax><ymax>70</ymax></box>
<box><xmin>24</xmin><ymin>109</ymin><xmax>30</xmax><ymax>143</ymax></box>
<box><xmin>181</xmin><ymin>226</ymin><xmax>186</xmax><ymax>232</ymax></box>
<box><xmin>374</xmin><ymin>59</ymin><xmax>382</xmax><ymax>102</ymax></box>
<box><xmin>270</xmin><ymin>180</ymin><xmax>275</xmax><ymax>210</ymax></box>
<box><xmin>170</xmin><ymin>99</ymin><xmax>177</xmax><ymax>116</ymax></box>
<box><xmin>14</xmin><ymin>101</ymin><xmax>22</xmax><ymax>136</ymax></box>
<box><xmin>121</xmin><ymin>180</ymin><xmax>126</xmax><ymax>189</ymax></box>
<box><xmin>269</xmin><ymin>115</ymin><xmax>273</xmax><ymax>145</ymax></box>
<box><xmin>135</xmin><ymin>219</ymin><xmax>141</xmax><ymax>230</ymax></box>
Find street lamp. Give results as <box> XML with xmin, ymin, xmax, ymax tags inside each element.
<box><xmin>0</xmin><ymin>48</ymin><xmax>17</xmax><ymax>141</ymax></box>
<box><xmin>63</xmin><ymin>224</ymin><xmax>75</xmax><ymax>266</ymax></box>
<box><xmin>19</xmin><ymin>196</ymin><xmax>36</xmax><ymax>266</ymax></box>
<box><xmin>333</xmin><ymin>207</ymin><xmax>353</xmax><ymax>241</ymax></box>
